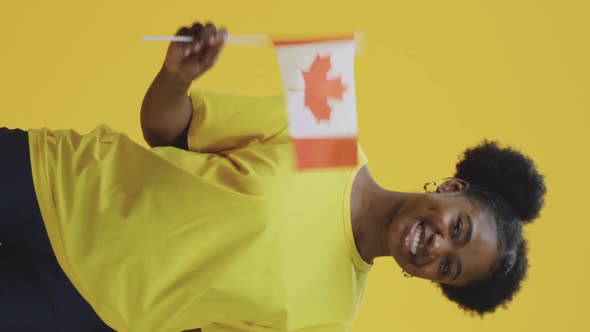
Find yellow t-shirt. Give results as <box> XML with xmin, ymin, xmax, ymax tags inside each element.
<box><xmin>28</xmin><ymin>90</ymin><xmax>371</xmax><ymax>332</ymax></box>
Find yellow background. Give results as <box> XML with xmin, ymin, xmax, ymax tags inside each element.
<box><xmin>1</xmin><ymin>0</ymin><xmax>587</xmax><ymax>331</ymax></box>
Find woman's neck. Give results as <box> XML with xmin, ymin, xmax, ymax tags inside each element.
<box><xmin>350</xmin><ymin>166</ymin><xmax>409</xmax><ymax>264</ymax></box>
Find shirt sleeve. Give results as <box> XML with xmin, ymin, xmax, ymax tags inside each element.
<box><xmin>200</xmin><ymin>323</ymin><xmax>347</xmax><ymax>332</ymax></box>
<box><xmin>294</xmin><ymin>325</ymin><xmax>348</xmax><ymax>332</ymax></box>
<box><xmin>187</xmin><ymin>89</ymin><xmax>290</xmax><ymax>153</ymax></box>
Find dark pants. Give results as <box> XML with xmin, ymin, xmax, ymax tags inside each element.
<box><xmin>0</xmin><ymin>128</ymin><xmax>115</xmax><ymax>332</ymax></box>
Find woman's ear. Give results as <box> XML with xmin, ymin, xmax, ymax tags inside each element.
<box><xmin>437</xmin><ymin>178</ymin><xmax>470</xmax><ymax>193</ymax></box>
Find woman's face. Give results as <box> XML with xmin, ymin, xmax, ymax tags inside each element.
<box><xmin>387</xmin><ymin>180</ymin><xmax>499</xmax><ymax>287</ymax></box>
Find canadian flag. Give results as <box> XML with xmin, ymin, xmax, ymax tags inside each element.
<box><xmin>274</xmin><ymin>36</ymin><xmax>358</xmax><ymax>170</ymax></box>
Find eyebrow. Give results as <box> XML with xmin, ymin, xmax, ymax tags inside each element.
<box><xmin>464</xmin><ymin>214</ymin><xmax>474</xmax><ymax>244</ymax></box>
<box><xmin>451</xmin><ymin>260</ymin><xmax>463</xmax><ymax>282</ymax></box>
<box><xmin>451</xmin><ymin>215</ymin><xmax>473</xmax><ymax>282</ymax></box>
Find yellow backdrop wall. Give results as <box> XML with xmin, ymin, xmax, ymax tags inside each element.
<box><xmin>1</xmin><ymin>1</ymin><xmax>587</xmax><ymax>331</ymax></box>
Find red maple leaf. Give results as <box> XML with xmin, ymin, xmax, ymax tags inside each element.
<box><xmin>302</xmin><ymin>54</ymin><xmax>347</xmax><ymax>122</ymax></box>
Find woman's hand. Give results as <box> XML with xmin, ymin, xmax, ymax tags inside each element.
<box><xmin>164</xmin><ymin>22</ymin><xmax>228</xmax><ymax>84</ymax></box>
<box><xmin>141</xmin><ymin>22</ymin><xmax>226</xmax><ymax>148</ymax></box>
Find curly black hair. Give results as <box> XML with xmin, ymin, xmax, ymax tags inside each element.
<box><xmin>439</xmin><ymin>141</ymin><xmax>546</xmax><ymax>315</ymax></box>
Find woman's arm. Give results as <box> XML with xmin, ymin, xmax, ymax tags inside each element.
<box><xmin>141</xmin><ymin>22</ymin><xmax>227</xmax><ymax>149</ymax></box>
<box><xmin>141</xmin><ymin>68</ymin><xmax>192</xmax><ymax>148</ymax></box>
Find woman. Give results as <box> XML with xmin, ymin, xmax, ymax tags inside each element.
<box><xmin>0</xmin><ymin>22</ymin><xmax>546</xmax><ymax>332</ymax></box>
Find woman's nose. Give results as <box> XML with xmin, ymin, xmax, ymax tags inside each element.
<box><xmin>427</xmin><ymin>233</ymin><xmax>451</xmax><ymax>258</ymax></box>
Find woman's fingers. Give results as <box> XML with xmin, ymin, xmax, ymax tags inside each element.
<box><xmin>201</xmin><ymin>28</ymin><xmax>227</xmax><ymax>69</ymax></box>
<box><xmin>190</xmin><ymin>23</ymin><xmax>205</xmax><ymax>53</ymax></box>
<box><xmin>174</xmin><ymin>26</ymin><xmax>193</xmax><ymax>56</ymax></box>
<box><xmin>164</xmin><ymin>21</ymin><xmax>227</xmax><ymax>81</ymax></box>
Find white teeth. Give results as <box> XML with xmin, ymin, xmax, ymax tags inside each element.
<box><xmin>410</xmin><ymin>224</ymin><xmax>423</xmax><ymax>255</ymax></box>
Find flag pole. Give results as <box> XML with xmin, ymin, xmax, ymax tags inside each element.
<box><xmin>141</xmin><ymin>32</ymin><xmax>365</xmax><ymax>54</ymax></box>
<box><xmin>141</xmin><ymin>34</ymin><xmax>271</xmax><ymax>46</ymax></box>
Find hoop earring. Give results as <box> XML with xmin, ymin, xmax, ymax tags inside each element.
<box><xmin>402</xmin><ymin>270</ymin><xmax>413</xmax><ymax>278</ymax></box>
<box><xmin>423</xmin><ymin>181</ymin><xmax>437</xmax><ymax>193</ymax></box>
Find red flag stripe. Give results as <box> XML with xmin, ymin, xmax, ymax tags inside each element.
<box><xmin>293</xmin><ymin>137</ymin><xmax>358</xmax><ymax>169</ymax></box>
<box><xmin>273</xmin><ymin>35</ymin><xmax>354</xmax><ymax>47</ymax></box>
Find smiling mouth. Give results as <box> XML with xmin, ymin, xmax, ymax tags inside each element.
<box><xmin>410</xmin><ymin>223</ymin><xmax>424</xmax><ymax>255</ymax></box>
<box><xmin>405</xmin><ymin>221</ymin><xmax>425</xmax><ymax>257</ymax></box>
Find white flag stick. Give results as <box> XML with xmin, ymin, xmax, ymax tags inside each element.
<box><xmin>141</xmin><ymin>34</ymin><xmax>271</xmax><ymax>46</ymax></box>
<box><xmin>141</xmin><ymin>32</ymin><xmax>366</xmax><ymax>53</ymax></box>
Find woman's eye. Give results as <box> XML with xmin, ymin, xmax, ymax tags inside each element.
<box><xmin>441</xmin><ymin>258</ymin><xmax>452</xmax><ymax>276</ymax></box>
<box><xmin>452</xmin><ymin>218</ymin><xmax>463</xmax><ymax>239</ymax></box>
